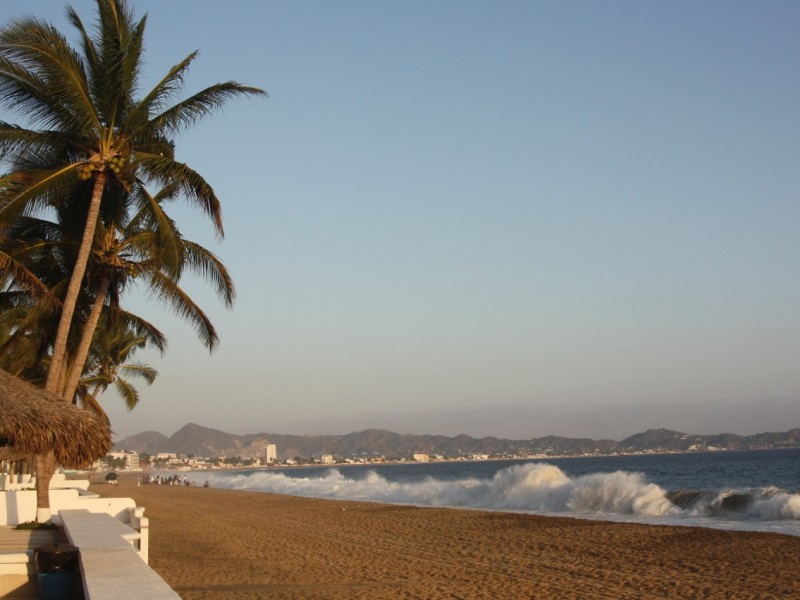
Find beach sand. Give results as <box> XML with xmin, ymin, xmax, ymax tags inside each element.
<box><xmin>92</xmin><ymin>474</ymin><xmax>799</xmax><ymax>599</ymax></box>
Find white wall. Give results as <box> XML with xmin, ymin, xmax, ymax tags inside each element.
<box><xmin>0</xmin><ymin>473</ymin><xmax>90</xmax><ymax>491</ymax></box>
<box><xmin>0</xmin><ymin>487</ymin><xmax>135</xmax><ymax>526</ymax></box>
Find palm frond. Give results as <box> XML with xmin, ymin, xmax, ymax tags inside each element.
<box><xmin>126</xmin><ymin>51</ymin><xmax>198</xmax><ymax>129</ymax></box>
<box><xmin>145</xmin><ymin>269</ymin><xmax>218</xmax><ymax>351</ymax></box>
<box><xmin>0</xmin><ymin>17</ymin><xmax>99</xmax><ymax>134</ymax></box>
<box><xmin>127</xmin><ymin>183</ymin><xmax>182</xmax><ymax>277</ymax></box>
<box><xmin>0</xmin><ymin>123</ymin><xmax>68</xmax><ymax>157</ymax></box>
<box><xmin>113</xmin><ymin>376</ymin><xmax>138</xmax><ymax>410</ymax></box>
<box><xmin>0</xmin><ymin>163</ymin><xmax>85</xmax><ymax>221</ymax></box>
<box><xmin>93</xmin><ymin>0</ymin><xmax>145</xmax><ymax>128</ymax></box>
<box><xmin>0</xmin><ymin>249</ymin><xmax>60</xmax><ymax>309</ymax></box>
<box><xmin>116</xmin><ymin>309</ymin><xmax>167</xmax><ymax>354</ymax></box>
<box><xmin>147</xmin><ymin>82</ymin><xmax>266</xmax><ymax>137</ymax></box>
<box><xmin>76</xmin><ymin>387</ymin><xmax>108</xmax><ymax>422</ymax></box>
<box><xmin>119</xmin><ymin>362</ymin><xmax>157</xmax><ymax>384</ymax></box>
<box><xmin>65</xmin><ymin>6</ymin><xmax>98</xmax><ymax>76</ymax></box>
<box><xmin>0</xmin><ymin>58</ymin><xmax>71</xmax><ymax>133</ymax></box>
<box><xmin>181</xmin><ymin>239</ymin><xmax>235</xmax><ymax>308</ymax></box>
<box><xmin>134</xmin><ymin>152</ymin><xmax>223</xmax><ymax>237</ymax></box>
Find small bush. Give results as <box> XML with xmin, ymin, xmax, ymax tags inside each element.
<box><xmin>14</xmin><ymin>521</ymin><xmax>58</xmax><ymax>530</ymax></box>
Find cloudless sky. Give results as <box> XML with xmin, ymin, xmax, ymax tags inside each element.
<box><xmin>3</xmin><ymin>0</ymin><xmax>799</xmax><ymax>441</ymax></box>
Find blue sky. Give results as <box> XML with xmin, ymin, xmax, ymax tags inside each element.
<box><xmin>3</xmin><ymin>1</ymin><xmax>800</xmax><ymax>441</ymax></box>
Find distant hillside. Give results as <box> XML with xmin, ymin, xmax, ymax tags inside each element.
<box><xmin>113</xmin><ymin>424</ymin><xmax>800</xmax><ymax>460</ymax></box>
<box><xmin>116</xmin><ymin>430</ymin><xmax>170</xmax><ymax>451</ymax></box>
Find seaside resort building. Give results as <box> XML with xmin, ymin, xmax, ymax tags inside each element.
<box><xmin>94</xmin><ymin>450</ymin><xmax>140</xmax><ymax>471</ymax></box>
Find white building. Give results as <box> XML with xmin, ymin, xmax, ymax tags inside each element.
<box><xmin>264</xmin><ymin>443</ymin><xmax>277</xmax><ymax>463</ymax></box>
<box><xmin>320</xmin><ymin>455</ymin><xmax>335</xmax><ymax>465</ymax></box>
<box><xmin>412</xmin><ymin>453</ymin><xmax>430</xmax><ymax>462</ymax></box>
<box><xmin>105</xmin><ymin>450</ymin><xmax>140</xmax><ymax>470</ymax></box>
<box><xmin>124</xmin><ymin>452</ymin><xmax>140</xmax><ymax>470</ymax></box>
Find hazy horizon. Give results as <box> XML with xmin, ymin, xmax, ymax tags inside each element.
<box><xmin>5</xmin><ymin>1</ymin><xmax>799</xmax><ymax>442</ymax></box>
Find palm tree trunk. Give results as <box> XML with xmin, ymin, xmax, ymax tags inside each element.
<box><xmin>63</xmin><ymin>275</ymin><xmax>111</xmax><ymax>404</ymax></box>
<box><xmin>34</xmin><ymin>451</ymin><xmax>56</xmax><ymax>522</ymax></box>
<box><xmin>44</xmin><ymin>171</ymin><xmax>106</xmax><ymax>395</ymax></box>
<box><xmin>36</xmin><ymin>170</ymin><xmax>106</xmax><ymax>521</ymax></box>
<box><xmin>56</xmin><ymin>357</ymin><xmax>69</xmax><ymax>398</ymax></box>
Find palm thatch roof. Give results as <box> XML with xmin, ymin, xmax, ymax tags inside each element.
<box><xmin>0</xmin><ymin>369</ymin><xmax>112</xmax><ymax>468</ymax></box>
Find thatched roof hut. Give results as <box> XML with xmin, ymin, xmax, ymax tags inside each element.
<box><xmin>0</xmin><ymin>369</ymin><xmax>112</xmax><ymax>468</ymax></box>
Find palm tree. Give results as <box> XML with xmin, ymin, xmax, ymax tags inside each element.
<box><xmin>0</xmin><ymin>183</ymin><xmax>235</xmax><ymax>394</ymax></box>
<box><xmin>0</xmin><ymin>0</ymin><xmax>264</xmax><ymax>519</ymax></box>
<box><xmin>0</xmin><ymin>215</ymin><xmax>67</xmax><ymax>383</ymax></box>
<box><xmin>75</xmin><ymin>315</ymin><xmax>159</xmax><ymax>423</ymax></box>
<box><xmin>0</xmin><ymin>181</ymin><xmax>237</xmax><ymax>514</ymax></box>
<box><xmin>61</xmin><ymin>182</ymin><xmax>236</xmax><ymax>404</ymax></box>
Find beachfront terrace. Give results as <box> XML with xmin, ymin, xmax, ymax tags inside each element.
<box><xmin>59</xmin><ymin>508</ymin><xmax>178</xmax><ymax>599</ymax></box>
<box><xmin>1</xmin><ymin>474</ymin><xmax>178</xmax><ymax>599</ymax></box>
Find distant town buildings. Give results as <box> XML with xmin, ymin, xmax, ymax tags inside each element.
<box><xmin>100</xmin><ymin>427</ymin><xmax>796</xmax><ymax>473</ymax></box>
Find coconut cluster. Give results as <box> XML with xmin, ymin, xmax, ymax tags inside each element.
<box><xmin>108</xmin><ymin>154</ymin><xmax>128</xmax><ymax>174</ymax></box>
<box><xmin>75</xmin><ymin>154</ymin><xmax>129</xmax><ymax>181</ymax></box>
<box><xmin>76</xmin><ymin>163</ymin><xmax>95</xmax><ymax>181</ymax></box>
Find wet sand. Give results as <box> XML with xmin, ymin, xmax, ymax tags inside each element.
<box><xmin>93</xmin><ymin>474</ymin><xmax>799</xmax><ymax>599</ymax></box>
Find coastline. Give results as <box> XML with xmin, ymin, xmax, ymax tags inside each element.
<box><xmin>94</xmin><ymin>473</ymin><xmax>800</xmax><ymax>599</ymax></box>
<box><xmin>110</xmin><ymin>444</ymin><xmax>800</xmax><ymax>476</ymax></box>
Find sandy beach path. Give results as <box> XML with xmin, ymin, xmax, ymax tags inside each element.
<box><xmin>93</xmin><ymin>475</ymin><xmax>799</xmax><ymax>599</ymax></box>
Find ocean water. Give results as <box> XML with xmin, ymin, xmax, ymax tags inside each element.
<box><xmin>185</xmin><ymin>448</ymin><xmax>800</xmax><ymax>537</ymax></box>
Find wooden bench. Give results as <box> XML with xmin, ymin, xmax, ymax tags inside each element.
<box><xmin>59</xmin><ymin>509</ymin><xmax>179</xmax><ymax>600</ymax></box>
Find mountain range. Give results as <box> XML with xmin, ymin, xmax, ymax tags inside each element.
<box><xmin>113</xmin><ymin>423</ymin><xmax>800</xmax><ymax>459</ymax></box>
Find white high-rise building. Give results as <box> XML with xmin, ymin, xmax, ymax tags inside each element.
<box><xmin>264</xmin><ymin>443</ymin><xmax>277</xmax><ymax>463</ymax></box>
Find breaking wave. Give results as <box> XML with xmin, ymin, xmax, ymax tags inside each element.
<box><xmin>190</xmin><ymin>462</ymin><xmax>800</xmax><ymax>533</ymax></box>
<box><xmin>667</xmin><ymin>487</ymin><xmax>800</xmax><ymax>520</ymax></box>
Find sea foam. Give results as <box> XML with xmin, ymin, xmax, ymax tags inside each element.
<box><xmin>195</xmin><ymin>462</ymin><xmax>679</xmax><ymax>517</ymax></box>
<box><xmin>180</xmin><ymin>459</ymin><xmax>800</xmax><ymax>536</ymax></box>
